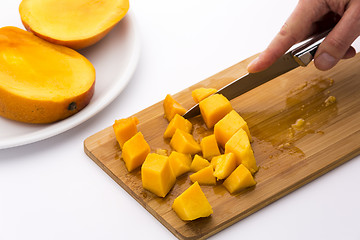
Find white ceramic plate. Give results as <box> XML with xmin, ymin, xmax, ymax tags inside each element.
<box><xmin>0</xmin><ymin>2</ymin><xmax>140</xmax><ymax>149</ymax></box>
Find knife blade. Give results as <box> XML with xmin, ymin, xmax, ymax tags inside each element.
<box><xmin>183</xmin><ymin>29</ymin><xmax>330</xmax><ymax>119</ymax></box>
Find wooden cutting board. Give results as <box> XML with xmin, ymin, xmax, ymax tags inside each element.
<box><xmin>84</xmin><ymin>53</ymin><xmax>360</xmax><ymax>240</ymax></box>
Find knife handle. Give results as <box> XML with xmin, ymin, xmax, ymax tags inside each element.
<box><xmin>291</xmin><ymin>29</ymin><xmax>331</xmax><ymax>66</ymax></box>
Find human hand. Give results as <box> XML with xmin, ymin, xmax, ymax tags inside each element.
<box><xmin>247</xmin><ymin>0</ymin><xmax>360</xmax><ymax>73</ymax></box>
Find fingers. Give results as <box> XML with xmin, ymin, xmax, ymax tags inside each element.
<box><xmin>314</xmin><ymin>1</ymin><xmax>360</xmax><ymax>70</ymax></box>
<box><xmin>248</xmin><ymin>0</ymin><xmax>327</xmax><ymax>73</ymax></box>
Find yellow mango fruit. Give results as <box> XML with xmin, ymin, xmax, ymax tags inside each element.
<box><xmin>210</xmin><ymin>155</ymin><xmax>223</xmax><ymax>170</ymax></box>
<box><xmin>170</xmin><ymin>129</ymin><xmax>201</xmax><ymax>155</ymax></box>
<box><xmin>141</xmin><ymin>153</ymin><xmax>176</xmax><ymax>197</ymax></box>
<box><xmin>172</xmin><ymin>182</ymin><xmax>213</xmax><ymax>221</ymax></box>
<box><xmin>168</xmin><ymin>151</ymin><xmax>192</xmax><ymax>177</ymax></box>
<box><xmin>163</xmin><ymin>94</ymin><xmax>187</xmax><ymax>122</ymax></box>
<box><xmin>225</xmin><ymin>129</ymin><xmax>258</xmax><ymax>174</ymax></box>
<box><xmin>190</xmin><ymin>154</ymin><xmax>210</xmax><ymax>172</ymax></box>
<box><xmin>189</xmin><ymin>165</ymin><xmax>216</xmax><ymax>185</ymax></box>
<box><xmin>122</xmin><ymin>132</ymin><xmax>151</xmax><ymax>172</ymax></box>
<box><xmin>223</xmin><ymin>164</ymin><xmax>256</xmax><ymax>194</ymax></box>
<box><xmin>113</xmin><ymin>116</ymin><xmax>139</xmax><ymax>148</ymax></box>
<box><xmin>163</xmin><ymin>114</ymin><xmax>192</xmax><ymax>139</ymax></box>
<box><xmin>214</xmin><ymin>110</ymin><xmax>252</xmax><ymax>148</ymax></box>
<box><xmin>199</xmin><ymin>94</ymin><xmax>233</xmax><ymax>128</ymax></box>
<box><xmin>200</xmin><ymin>134</ymin><xmax>221</xmax><ymax>159</ymax></box>
<box><xmin>213</xmin><ymin>153</ymin><xmax>237</xmax><ymax>180</ymax></box>
<box><xmin>191</xmin><ymin>87</ymin><xmax>217</xmax><ymax>103</ymax></box>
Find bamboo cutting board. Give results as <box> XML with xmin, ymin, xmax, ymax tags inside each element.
<box><xmin>84</xmin><ymin>53</ymin><xmax>360</xmax><ymax>240</ymax></box>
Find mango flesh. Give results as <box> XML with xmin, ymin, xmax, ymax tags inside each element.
<box><xmin>199</xmin><ymin>94</ymin><xmax>233</xmax><ymax>128</ymax></box>
<box><xmin>113</xmin><ymin>116</ymin><xmax>139</xmax><ymax>148</ymax></box>
<box><xmin>223</xmin><ymin>164</ymin><xmax>256</xmax><ymax>194</ymax></box>
<box><xmin>189</xmin><ymin>165</ymin><xmax>216</xmax><ymax>185</ymax></box>
<box><xmin>163</xmin><ymin>114</ymin><xmax>192</xmax><ymax>139</ymax></box>
<box><xmin>191</xmin><ymin>87</ymin><xmax>217</xmax><ymax>103</ymax></box>
<box><xmin>163</xmin><ymin>94</ymin><xmax>187</xmax><ymax>122</ymax></box>
<box><xmin>170</xmin><ymin>129</ymin><xmax>201</xmax><ymax>155</ymax></box>
<box><xmin>172</xmin><ymin>182</ymin><xmax>213</xmax><ymax>221</ymax></box>
<box><xmin>19</xmin><ymin>0</ymin><xmax>129</xmax><ymax>49</ymax></box>
<box><xmin>214</xmin><ymin>110</ymin><xmax>252</xmax><ymax>148</ymax></box>
<box><xmin>0</xmin><ymin>26</ymin><xmax>95</xmax><ymax>123</ymax></box>
<box><xmin>225</xmin><ymin>128</ymin><xmax>258</xmax><ymax>174</ymax></box>
<box><xmin>190</xmin><ymin>155</ymin><xmax>210</xmax><ymax>172</ymax></box>
<box><xmin>141</xmin><ymin>153</ymin><xmax>176</xmax><ymax>197</ymax></box>
<box><xmin>213</xmin><ymin>153</ymin><xmax>237</xmax><ymax>180</ymax></box>
<box><xmin>200</xmin><ymin>134</ymin><xmax>220</xmax><ymax>159</ymax></box>
<box><xmin>122</xmin><ymin>132</ymin><xmax>150</xmax><ymax>172</ymax></box>
<box><xmin>168</xmin><ymin>151</ymin><xmax>192</xmax><ymax>178</ymax></box>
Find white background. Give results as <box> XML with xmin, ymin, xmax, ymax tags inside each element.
<box><xmin>1</xmin><ymin>1</ymin><xmax>360</xmax><ymax>239</ymax></box>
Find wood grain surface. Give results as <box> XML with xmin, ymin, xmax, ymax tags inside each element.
<box><xmin>84</xmin><ymin>53</ymin><xmax>360</xmax><ymax>240</ymax></box>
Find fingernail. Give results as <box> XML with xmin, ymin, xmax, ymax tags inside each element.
<box><xmin>247</xmin><ymin>57</ymin><xmax>259</xmax><ymax>73</ymax></box>
<box><xmin>315</xmin><ymin>52</ymin><xmax>337</xmax><ymax>71</ymax></box>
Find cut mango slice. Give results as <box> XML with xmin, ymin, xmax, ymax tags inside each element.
<box><xmin>199</xmin><ymin>94</ymin><xmax>233</xmax><ymax>128</ymax></box>
<box><xmin>113</xmin><ymin>116</ymin><xmax>139</xmax><ymax>148</ymax></box>
<box><xmin>170</xmin><ymin>129</ymin><xmax>201</xmax><ymax>155</ymax></box>
<box><xmin>190</xmin><ymin>155</ymin><xmax>210</xmax><ymax>172</ymax></box>
<box><xmin>189</xmin><ymin>165</ymin><xmax>216</xmax><ymax>185</ymax></box>
<box><xmin>163</xmin><ymin>114</ymin><xmax>192</xmax><ymax>139</ymax></box>
<box><xmin>225</xmin><ymin>129</ymin><xmax>258</xmax><ymax>174</ymax></box>
<box><xmin>223</xmin><ymin>164</ymin><xmax>256</xmax><ymax>194</ymax></box>
<box><xmin>163</xmin><ymin>94</ymin><xmax>187</xmax><ymax>122</ymax></box>
<box><xmin>168</xmin><ymin>151</ymin><xmax>192</xmax><ymax>177</ymax></box>
<box><xmin>172</xmin><ymin>182</ymin><xmax>213</xmax><ymax>221</ymax></box>
<box><xmin>213</xmin><ymin>153</ymin><xmax>237</xmax><ymax>180</ymax></box>
<box><xmin>122</xmin><ymin>132</ymin><xmax>150</xmax><ymax>172</ymax></box>
<box><xmin>214</xmin><ymin>110</ymin><xmax>252</xmax><ymax>148</ymax></box>
<box><xmin>141</xmin><ymin>153</ymin><xmax>176</xmax><ymax>197</ymax></box>
<box><xmin>191</xmin><ymin>87</ymin><xmax>217</xmax><ymax>103</ymax></box>
<box><xmin>200</xmin><ymin>134</ymin><xmax>221</xmax><ymax>159</ymax></box>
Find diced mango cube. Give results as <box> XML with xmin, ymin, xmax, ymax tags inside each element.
<box><xmin>214</xmin><ymin>110</ymin><xmax>252</xmax><ymax>148</ymax></box>
<box><xmin>163</xmin><ymin>94</ymin><xmax>187</xmax><ymax>122</ymax></box>
<box><xmin>225</xmin><ymin>129</ymin><xmax>258</xmax><ymax>174</ymax></box>
<box><xmin>200</xmin><ymin>134</ymin><xmax>220</xmax><ymax>159</ymax></box>
<box><xmin>223</xmin><ymin>164</ymin><xmax>256</xmax><ymax>194</ymax></box>
<box><xmin>199</xmin><ymin>94</ymin><xmax>233</xmax><ymax>128</ymax></box>
<box><xmin>210</xmin><ymin>155</ymin><xmax>223</xmax><ymax>170</ymax></box>
<box><xmin>122</xmin><ymin>132</ymin><xmax>150</xmax><ymax>172</ymax></box>
<box><xmin>190</xmin><ymin>154</ymin><xmax>210</xmax><ymax>172</ymax></box>
<box><xmin>213</xmin><ymin>153</ymin><xmax>237</xmax><ymax>180</ymax></box>
<box><xmin>170</xmin><ymin>129</ymin><xmax>201</xmax><ymax>155</ymax></box>
<box><xmin>163</xmin><ymin>114</ymin><xmax>192</xmax><ymax>139</ymax></box>
<box><xmin>172</xmin><ymin>182</ymin><xmax>213</xmax><ymax>221</ymax></box>
<box><xmin>113</xmin><ymin>116</ymin><xmax>139</xmax><ymax>148</ymax></box>
<box><xmin>191</xmin><ymin>87</ymin><xmax>217</xmax><ymax>103</ymax></box>
<box><xmin>168</xmin><ymin>151</ymin><xmax>192</xmax><ymax>177</ymax></box>
<box><xmin>141</xmin><ymin>153</ymin><xmax>176</xmax><ymax>197</ymax></box>
<box><xmin>189</xmin><ymin>166</ymin><xmax>216</xmax><ymax>185</ymax></box>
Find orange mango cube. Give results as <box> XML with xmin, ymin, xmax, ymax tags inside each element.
<box><xmin>191</xmin><ymin>87</ymin><xmax>217</xmax><ymax>103</ymax></box>
<box><xmin>170</xmin><ymin>129</ymin><xmax>201</xmax><ymax>155</ymax></box>
<box><xmin>199</xmin><ymin>94</ymin><xmax>233</xmax><ymax>128</ymax></box>
<box><xmin>168</xmin><ymin>151</ymin><xmax>192</xmax><ymax>177</ymax></box>
<box><xmin>122</xmin><ymin>132</ymin><xmax>150</xmax><ymax>172</ymax></box>
<box><xmin>223</xmin><ymin>164</ymin><xmax>256</xmax><ymax>194</ymax></box>
<box><xmin>225</xmin><ymin>129</ymin><xmax>258</xmax><ymax>174</ymax></box>
<box><xmin>172</xmin><ymin>182</ymin><xmax>213</xmax><ymax>221</ymax></box>
<box><xmin>200</xmin><ymin>134</ymin><xmax>221</xmax><ymax>159</ymax></box>
<box><xmin>113</xmin><ymin>116</ymin><xmax>139</xmax><ymax>148</ymax></box>
<box><xmin>213</xmin><ymin>153</ymin><xmax>237</xmax><ymax>180</ymax></box>
<box><xmin>189</xmin><ymin>165</ymin><xmax>216</xmax><ymax>185</ymax></box>
<box><xmin>141</xmin><ymin>153</ymin><xmax>176</xmax><ymax>197</ymax></box>
<box><xmin>163</xmin><ymin>94</ymin><xmax>187</xmax><ymax>122</ymax></box>
<box><xmin>163</xmin><ymin>114</ymin><xmax>192</xmax><ymax>139</ymax></box>
<box><xmin>190</xmin><ymin>154</ymin><xmax>210</xmax><ymax>172</ymax></box>
<box><xmin>214</xmin><ymin>110</ymin><xmax>252</xmax><ymax>148</ymax></box>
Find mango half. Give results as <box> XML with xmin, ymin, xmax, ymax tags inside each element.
<box><xmin>19</xmin><ymin>0</ymin><xmax>129</xmax><ymax>49</ymax></box>
<box><xmin>0</xmin><ymin>27</ymin><xmax>95</xmax><ymax>123</ymax></box>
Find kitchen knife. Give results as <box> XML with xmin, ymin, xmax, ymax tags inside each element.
<box><xmin>183</xmin><ymin>29</ymin><xmax>331</xmax><ymax>119</ymax></box>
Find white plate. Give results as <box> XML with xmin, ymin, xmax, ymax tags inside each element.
<box><xmin>0</xmin><ymin>2</ymin><xmax>140</xmax><ymax>149</ymax></box>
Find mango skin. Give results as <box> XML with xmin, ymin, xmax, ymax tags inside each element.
<box><xmin>0</xmin><ymin>26</ymin><xmax>95</xmax><ymax>123</ymax></box>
